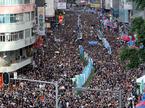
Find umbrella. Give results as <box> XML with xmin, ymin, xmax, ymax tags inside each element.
<box><xmin>136</xmin><ymin>101</ymin><xmax>145</xmax><ymax>108</ymax></box>
<box><xmin>121</xmin><ymin>35</ymin><xmax>130</xmax><ymax>42</ymax></box>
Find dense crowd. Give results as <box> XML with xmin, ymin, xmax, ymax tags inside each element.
<box><xmin>0</xmin><ymin>7</ymin><xmax>144</xmax><ymax>108</ymax></box>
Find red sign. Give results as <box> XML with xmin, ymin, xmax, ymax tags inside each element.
<box><xmin>58</xmin><ymin>15</ymin><xmax>64</xmax><ymax>24</ymax></box>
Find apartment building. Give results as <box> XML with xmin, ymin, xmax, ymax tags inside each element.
<box><xmin>0</xmin><ymin>0</ymin><xmax>37</xmax><ymax>73</ymax></box>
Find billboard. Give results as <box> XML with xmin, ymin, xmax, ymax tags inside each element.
<box><xmin>45</xmin><ymin>0</ymin><xmax>55</xmax><ymax>17</ymax></box>
<box><xmin>37</xmin><ymin>7</ymin><xmax>45</xmax><ymax>35</ymax></box>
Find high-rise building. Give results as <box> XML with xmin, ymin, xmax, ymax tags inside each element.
<box><xmin>0</xmin><ymin>0</ymin><xmax>37</xmax><ymax>73</ymax></box>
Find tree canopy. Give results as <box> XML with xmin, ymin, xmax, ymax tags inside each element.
<box><xmin>133</xmin><ymin>0</ymin><xmax>145</xmax><ymax>9</ymax></box>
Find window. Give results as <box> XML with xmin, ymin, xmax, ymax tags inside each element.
<box><xmin>0</xmin><ymin>33</ymin><xmax>5</xmax><ymax>42</ymax></box>
<box><xmin>0</xmin><ymin>15</ymin><xmax>4</xmax><ymax>23</ymax></box>
<box><xmin>7</xmin><ymin>34</ymin><xmax>12</xmax><ymax>41</ymax></box>
<box><xmin>16</xmin><ymin>14</ymin><xmax>23</xmax><ymax>22</ymax></box>
<box><xmin>4</xmin><ymin>14</ymin><xmax>10</xmax><ymax>23</ymax></box>
<box><xmin>25</xmin><ymin>12</ymin><xmax>30</xmax><ymax>21</ymax></box>
<box><xmin>10</xmin><ymin>14</ymin><xmax>17</xmax><ymax>23</ymax></box>
<box><xmin>0</xmin><ymin>0</ymin><xmax>3</xmax><ymax>5</ymax></box>
<box><xmin>24</xmin><ymin>0</ymin><xmax>30</xmax><ymax>4</ymax></box>
<box><xmin>19</xmin><ymin>31</ymin><xmax>24</xmax><ymax>39</ymax></box>
<box><xmin>31</xmin><ymin>12</ymin><xmax>35</xmax><ymax>20</ymax></box>
<box><xmin>0</xmin><ymin>0</ymin><xmax>32</xmax><ymax>5</ymax></box>
<box><xmin>0</xmin><ymin>13</ymin><xmax>33</xmax><ymax>24</ymax></box>
<box><xmin>4</xmin><ymin>31</ymin><xmax>24</xmax><ymax>42</ymax></box>
<box><xmin>31</xmin><ymin>28</ymin><xmax>36</xmax><ymax>36</ymax></box>
<box><xmin>25</xmin><ymin>29</ymin><xmax>30</xmax><ymax>38</ymax></box>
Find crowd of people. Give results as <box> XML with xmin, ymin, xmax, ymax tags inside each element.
<box><xmin>0</xmin><ymin>7</ymin><xmax>144</xmax><ymax>108</ymax></box>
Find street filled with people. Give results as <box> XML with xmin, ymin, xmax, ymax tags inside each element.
<box><xmin>0</xmin><ymin>7</ymin><xmax>144</xmax><ymax>108</ymax></box>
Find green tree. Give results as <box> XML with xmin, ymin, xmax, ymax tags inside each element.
<box><xmin>131</xmin><ymin>17</ymin><xmax>144</xmax><ymax>33</ymax></box>
<box><xmin>133</xmin><ymin>0</ymin><xmax>145</xmax><ymax>10</ymax></box>
<box><xmin>131</xmin><ymin>17</ymin><xmax>145</xmax><ymax>46</ymax></box>
<box><xmin>120</xmin><ymin>47</ymin><xmax>145</xmax><ymax>69</ymax></box>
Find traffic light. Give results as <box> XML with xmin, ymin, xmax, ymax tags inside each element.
<box><xmin>3</xmin><ymin>72</ymin><xmax>10</xmax><ymax>85</ymax></box>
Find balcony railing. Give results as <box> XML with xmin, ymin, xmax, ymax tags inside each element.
<box><xmin>0</xmin><ymin>57</ymin><xmax>32</xmax><ymax>72</ymax></box>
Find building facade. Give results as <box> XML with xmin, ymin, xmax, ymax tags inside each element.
<box><xmin>119</xmin><ymin>0</ymin><xmax>133</xmax><ymax>23</ymax></box>
<box><xmin>0</xmin><ymin>0</ymin><xmax>37</xmax><ymax>73</ymax></box>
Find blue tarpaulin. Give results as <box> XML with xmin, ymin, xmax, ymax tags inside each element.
<box><xmin>88</xmin><ymin>41</ymin><xmax>98</xmax><ymax>46</ymax></box>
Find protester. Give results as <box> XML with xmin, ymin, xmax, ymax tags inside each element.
<box><xmin>0</xmin><ymin>7</ymin><xmax>143</xmax><ymax>108</ymax></box>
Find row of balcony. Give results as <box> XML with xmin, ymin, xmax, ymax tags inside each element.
<box><xmin>0</xmin><ymin>36</ymin><xmax>36</xmax><ymax>51</ymax></box>
<box><xmin>0</xmin><ymin>57</ymin><xmax>32</xmax><ymax>72</ymax></box>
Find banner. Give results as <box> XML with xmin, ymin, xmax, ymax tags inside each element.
<box><xmin>105</xmin><ymin>0</ymin><xmax>111</xmax><ymax>9</ymax></box>
<box><xmin>75</xmin><ymin>57</ymin><xmax>94</xmax><ymax>88</ymax></box>
<box><xmin>79</xmin><ymin>45</ymin><xmax>84</xmax><ymax>58</ymax></box>
<box><xmin>124</xmin><ymin>2</ymin><xmax>132</xmax><ymax>10</ymax></box>
<box><xmin>37</xmin><ymin>7</ymin><xmax>45</xmax><ymax>35</ymax></box>
<box><xmin>45</xmin><ymin>0</ymin><xmax>55</xmax><ymax>17</ymax></box>
<box><xmin>90</xmin><ymin>3</ymin><xmax>100</xmax><ymax>8</ymax></box>
<box><xmin>57</xmin><ymin>2</ymin><xmax>66</xmax><ymax>9</ymax></box>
